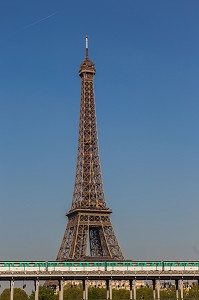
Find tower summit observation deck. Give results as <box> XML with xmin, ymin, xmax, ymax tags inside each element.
<box><xmin>57</xmin><ymin>38</ymin><xmax>124</xmax><ymax>261</ymax></box>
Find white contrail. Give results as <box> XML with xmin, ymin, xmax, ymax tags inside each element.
<box><xmin>23</xmin><ymin>12</ymin><xmax>58</xmax><ymax>29</ymax></box>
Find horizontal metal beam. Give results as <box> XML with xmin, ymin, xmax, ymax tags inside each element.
<box><xmin>0</xmin><ymin>270</ymin><xmax>199</xmax><ymax>281</ymax></box>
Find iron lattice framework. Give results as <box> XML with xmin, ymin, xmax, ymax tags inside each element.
<box><xmin>57</xmin><ymin>39</ymin><xmax>124</xmax><ymax>261</ymax></box>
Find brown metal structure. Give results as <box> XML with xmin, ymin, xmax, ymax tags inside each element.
<box><xmin>57</xmin><ymin>38</ymin><xmax>124</xmax><ymax>261</ymax></box>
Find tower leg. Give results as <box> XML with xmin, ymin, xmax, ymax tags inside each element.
<box><xmin>59</xmin><ymin>279</ymin><xmax>64</xmax><ymax>300</ymax></box>
<box><xmin>152</xmin><ymin>279</ymin><xmax>156</xmax><ymax>300</ymax></box>
<box><xmin>34</xmin><ymin>280</ymin><xmax>39</xmax><ymax>300</ymax></box>
<box><xmin>156</xmin><ymin>279</ymin><xmax>160</xmax><ymax>300</ymax></box>
<box><xmin>133</xmin><ymin>280</ymin><xmax>136</xmax><ymax>300</ymax></box>
<box><xmin>10</xmin><ymin>279</ymin><xmax>14</xmax><ymax>300</ymax></box>
<box><xmin>180</xmin><ymin>280</ymin><xmax>183</xmax><ymax>300</ymax></box>
<box><xmin>175</xmin><ymin>280</ymin><xmax>179</xmax><ymax>300</ymax></box>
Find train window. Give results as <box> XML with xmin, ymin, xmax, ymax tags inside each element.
<box><xmin>98</xmin><ymin>263</ymin><xmax>105</xmax><ymax>267</ymax></box>
<box><xmin>164</xmin><ymin>262</ymin><xmax>175</xmax><ymax>266</ymax></box>
<box><xmin>63</xmin><ymin>263</ymin><xmax>70</xmax><ymax>267</ymax></box>
<box><xmin>4</xmin><ymin>263</ymin><xmax>14</xmax><ymax>267</ymax></box>
<box><xmin>74</xmin><ymin>263</ymin><xmax>78</xmax><ymax>267</ymax></box>
<box><xmin>38</xmin><ymin>262</ymin><xmax>45</xmax><ymax>267</ymax></box>
<box><xmin>20</xmin><ymin>263</ymin><xmax>30</xmax><ymax>267</ymax></box>
<box><xmin>94</xmin><ymin>262</ymin><xmax>103</xmax><ymax>266</ymax></box>
<box><xmin>137</xmin><ymin>262</ymin><xmax>146</xmax><ymax>266</ymax></box>
<box><xmin>67</xmin><ymin>263</ymin><xmax>73</xmax><ymax>267</ymax></box>
<box><xmin>80</xmin><ymin>262</ymin><xmax>89</xmax><ymax>266</ymax></box>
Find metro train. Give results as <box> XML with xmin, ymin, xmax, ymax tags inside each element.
<box><xmin>0</xmin><ymin>261</ymin><xmax>199</xmax><ymax>273</ymax></box>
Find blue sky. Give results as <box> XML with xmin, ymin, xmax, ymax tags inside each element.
<box><xmin>0</xmin><ymin>0</ymin><xmax>199</xmax><ymax>262</ymax></box>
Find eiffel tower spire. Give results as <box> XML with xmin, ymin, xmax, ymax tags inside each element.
<box><xmin>57</xmin><ymin>38</ymin><xmax>124</xmax><ymax>261</ymax></box>
<box><xmin>85</xmin><ymin>36</ymin><xmax>89</xmax><ymax>60</ymax></box>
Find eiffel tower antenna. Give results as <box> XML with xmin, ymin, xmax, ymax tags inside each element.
<box><xmin>57</xmin><ymin>38</ymin><xmax>124</xmax><ymax>261</ymax></box>
<box><xmin>86</xmin><ymin>36</ymin><xmax>89</xmax><ymax>59</ymax></box>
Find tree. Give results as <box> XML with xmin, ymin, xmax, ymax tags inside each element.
<box><xmin>63</xmin><ymin>285</ymin><xmax>82</xmax><ymax>300</ymax></box>
<box><xmin>160</xmin><ymin>286</ymin><xmax>176</xmax><ymax>299</ymax></box>
<box><xmin>186</xmin><ymin>284</ymin><xmax>199</xmax><ymax>299</ymax></box>
<box><xmin>29</xmin><ymin>286</ymin><xmax>56</xmax><ymax>300</ymax></box>
<box><xmin>112</xmin><ymin>288</ymin><xmax>130</xmax><ymax>299</ymax></box>
<box><xmin>0</xmin><ymin>288</ymin><xmax>28</xmax><ymax>300</ymax></box>
<box><xmin>135</xmin><ymin>286</ymin><xmax>153</xmax><ymax>299</ymax></box>
<box><xmin>88</xmin><ymin>287</ymin><xmax>106</xmax><ymax>299</ymax></box>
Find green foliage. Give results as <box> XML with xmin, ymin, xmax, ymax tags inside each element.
<box><xmin>88</xmin><ymin>287</ymin><xmax>106</xmax><ymax>299</ymax></box>
<box><xmin>112</xmin><ymin>288</ymin><xmax>130</xmax><ymax>299</ymax></box>
<box><xmin>185</xmin><ymin>284</ymin><xmax>199</xmax><ymax>299</ymax></box>
<box><xmin>135</xmin><ymin>286</ymin><xmax>153</xmax><ymax>299</ymax></box>
<box><xmin>29</xmin><ymin>286</ymin><xmax>56</xmax><ymax>300</ymax></box>
<box><xmin>160</xmin><ymin>286</ymin><xmax>176</xmax><ymax>299</ymax></box>
<box><xmin>63</xmin><ymin>285</ymin><xmax>82</xmax><ymax>300</ymax></box>
<box><xmin>0</xmin><ymin>288</ymin><xmax>28</xmax><ymax>300</ymax></box>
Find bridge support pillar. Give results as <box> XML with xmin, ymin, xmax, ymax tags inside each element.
<box><xmin>180</xmin><ymin>280</ymin><xmax>183</xmax><ymax>300</ymax></box>
<box><xmin>175</xmin><ymin>279</ymin><xmax>179</xmax><ymax>300</ymax></box>
<box><xmin>156</xmin><ymin>279</ymin><xmax>160</xmax><ymax>300</ymax></box>
<box><xmin>34</xmin><ymin>279</ymin><xmax>39</xmax><ymax>300</ymax></box>
<box><xmin>82</xmin><ymin>279</ymin><xmax>88</xmax><ymax>300</ymax></box>
<box><xmin>10</xmin><ymin>279</ymin><xmax>14</xmax><ymax>300</ymax></box>
<box><xmin>133</xmin><ymin>279</ymin><xmax>136</xmax><ymax>300</ymax></box>
<box><xmin>106</xmin><ymin>279</ymin><xmax>109</xmax><ymax>300</ymax></box>
<box><xmin>152</xmin><ymin>279</ymin><xmax>156</xmax><ymax>300</ymax></box>
<box><xmin>109</xmin><ymin>279</ymin><xmax>112</xmax><ymax>300</ymax></box>
<box><xmin>129</xmin><ymin>280</ymin><xmax>133</xmax><ymax>300</ymax></box>
<box><xmin>59</xmin><ymin>279</ymin><xmax>64</xmax><ymax>300</ymax></box>
<box><xmin>82</xmin><ymin>280</ymin><xmax>85</xmax><ymax>300</ymax></box>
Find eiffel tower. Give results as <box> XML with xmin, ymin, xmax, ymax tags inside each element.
<box><xmin>57</xmin><ymin>38</ymin><xmax>124</xmax><ymax>261</ymax></box>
